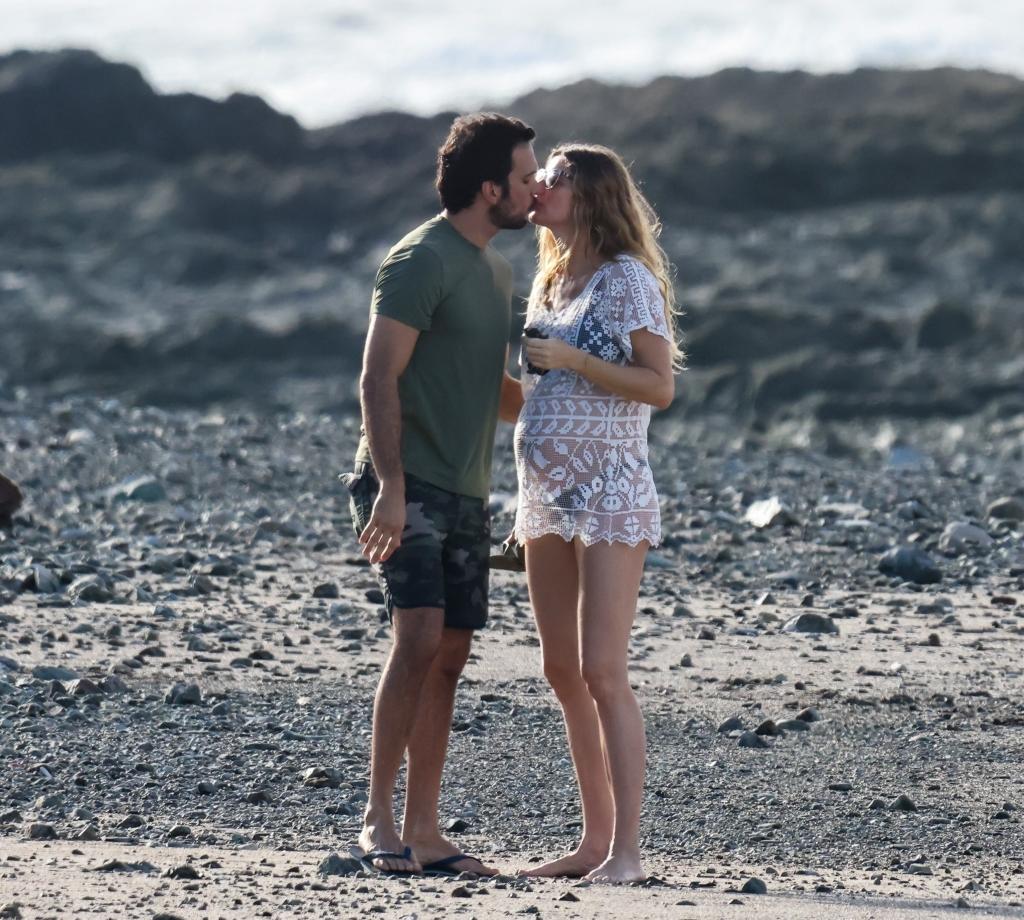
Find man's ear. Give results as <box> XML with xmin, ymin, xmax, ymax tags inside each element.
<box><xmin>480</xmin><ymin>180</ymin><xmax>502</xmax><ymax>205</ymax></box>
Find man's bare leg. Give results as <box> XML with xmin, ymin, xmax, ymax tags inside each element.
<box><xmin>401</xmin><ymin>628</ymin><xmax>498</xmax><ymax>875</ymax></box>
<box><xmin>358</xmin><ymin>607</ymin><xmax>444</xmax><ymax>872</ymax></box>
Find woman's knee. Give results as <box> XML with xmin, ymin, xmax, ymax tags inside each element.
<box><xmin>580</xmin><ymin>657</ymin><xmax>630</xmax><ymax>703</ymax></box>
<box><xmin>542</xmin><ymin>656</ymin><xmax>585</xmax><ymax>696</ymax></box>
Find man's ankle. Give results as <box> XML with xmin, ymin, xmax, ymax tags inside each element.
<box><xmin>400</xmin><ymin>822</ymin><xmax>440</xmax><ymax>843</ymax></box>
<box><xmin>362</xmin><ymin>805</ymin><xmax>397</xmax><ymax>830</ymax></box>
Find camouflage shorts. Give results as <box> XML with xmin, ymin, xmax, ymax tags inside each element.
<box><xmin>343</xmin><ymin>462</ymin><xmax>490</xmax><ymax>630</ymax></box>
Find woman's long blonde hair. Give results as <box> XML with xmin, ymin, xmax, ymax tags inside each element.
<box><xmin>532</xmin><ymin>143</ymin><xmax>683</xmax><ymax>370</ymax></box>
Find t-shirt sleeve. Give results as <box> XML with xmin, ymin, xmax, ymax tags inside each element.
<box><xmin>370</xmin><ymin>244</ymin><xmax>445</xmax><ymax>331</ymax></box>
<box><xmin>607</xmin><ymin>258</ymin><xmax>671</xmax><ymax>360</ymax></box>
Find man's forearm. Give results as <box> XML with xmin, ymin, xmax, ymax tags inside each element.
<box><xmin>360</xmin><ymin>373</ymin><xmax>405</xmax><ymax>485</ymax></box>
<box><xmin>498</xmin><ymin>371</ymin><xmax>524</xmax><ymax>422</ymax></box>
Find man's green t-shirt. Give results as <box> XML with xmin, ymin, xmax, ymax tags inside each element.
<box><xmin>355</xmin><ymin>215</ymin><xmax>512</xmax><ymax>499</ymax></box>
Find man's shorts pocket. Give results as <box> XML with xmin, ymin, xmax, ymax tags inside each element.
<box><xmin>342</xmin><ymin>465</ymin><xmax>377</xmax><ymax>539</ymax></box>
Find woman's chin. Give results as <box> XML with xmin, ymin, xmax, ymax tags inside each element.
<box><xmin>529</xmin><ymin>211</ymin><xmax>549</xmax><ymax>228</ymax></box>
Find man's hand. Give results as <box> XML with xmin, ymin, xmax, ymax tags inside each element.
<box><xmin>359</xmin><ymin>483</ymin><xmax>406</xmax><ymax>564</ymax></box>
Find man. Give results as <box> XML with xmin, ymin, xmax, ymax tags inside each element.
<box><xmin>344</xmin><ymin>113</ymin><xmax>539</xmax><ymax>875</ymax></box>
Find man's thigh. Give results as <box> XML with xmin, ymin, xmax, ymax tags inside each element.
<box><xmin>347</xmin><ymin>466</ymin><xmax>456</xmax><ymax>619</ymax></box>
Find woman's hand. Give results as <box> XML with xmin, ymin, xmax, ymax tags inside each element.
<box><xmin>523</xmin><ymin>335</ymin><xmax>584</xmax><ymax>373</ymax></box>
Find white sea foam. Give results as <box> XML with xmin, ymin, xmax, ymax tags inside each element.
<box><xmin>2</xmin><ymin>0</ymin><xmax>1022</xmax><ymax>126</ymax></box>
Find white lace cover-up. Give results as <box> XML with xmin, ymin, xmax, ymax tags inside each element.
<box><xmin>514</xmin><ymin>255</ymin><xmax>671</xmax><ymax>547</ymax></box>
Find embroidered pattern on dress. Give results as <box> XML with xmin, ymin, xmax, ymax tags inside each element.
<box><xmin>515</xmin><ymin>256</ymin><xmax>671</xmax><ymax>547</ymax></box>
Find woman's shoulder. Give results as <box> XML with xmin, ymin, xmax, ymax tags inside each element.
<box><xmin>601</xmin><ymin>254</ymin><xmax>661</xmax><ymax>295</ymax></box>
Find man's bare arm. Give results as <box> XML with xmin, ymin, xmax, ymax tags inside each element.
<box><xmin>358</xmin><ymin>314</ymin><xmax>420</xmax><ymax>563</ymax></box>
<box><xmin>498</xmin><ymin>348</ymin><xmax>524</xmax><ymax>422</ymax></box>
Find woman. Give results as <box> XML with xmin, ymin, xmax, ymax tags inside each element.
<box><xmin>514</xmin><ymin>144</ymin><xmax>681</xmax><ymax>884</ymax></box>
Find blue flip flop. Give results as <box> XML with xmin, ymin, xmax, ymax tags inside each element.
<box><xmin>352</xmin><ymin>844</ymin><xmax>419</xmax><ymax>875</ymax></box>
<box><xmin>421</xmin><ymin>853</ymin><xmax>489</xmax><ymax>876</ymax></box>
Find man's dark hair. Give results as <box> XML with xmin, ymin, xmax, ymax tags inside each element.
<box><xmin>436</xmin><ymin>113</ymin><xmax>535</xmax><ymax>213</ymax></box>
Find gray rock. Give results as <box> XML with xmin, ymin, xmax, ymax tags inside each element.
<box><xmin>313</xmin><ymin>582</ymin><xmax>339</xmax><ymax>598</ymax></box>
<box><xmin>66</xmin><ymin>677</ymin><xmax>102</xmax><ymax>697</ymax></box>
<box><xmin>741</xmin><ymin>877</ymin><xmax>768</xmax><ymax>895</ymax></box>
<box><xmin>68</xmin><ymin>575</ymin><xmax>112</xmax><ymax>604</ymax></box>
<box><xmin>101</xmin><ymin>675</ymin><xmax>129</xmax><ymax>694</ymax></box>
<box><xmin>301</xmin><ymin>767</ymin><xmax>342</xmax><ymax>789</ymax></box>
<box><xmin>796</xmin><ymin>707</ymin><xmax>822</xmax><ymax>722</ymax></box>
<box><xmin>30</xmin><ymin>565</ymin><xmax>61</xmax><ymax>594</ymax></box>
<box><xmin>744</xmin><ymin>496</ymin><xmax>798</xmax><ymax>529</ymax></box>
<box><xmin>26</xmin><ymin>822</ymin><xmax>57</xmax><ymax>840</ymax></box>
<box><xmin>318</xmin><ymin>853</ymin><xmax>363</xmax><ymax>876</ymax></box>
<box><xmin>109</xmin><ymin>476</ymin><xmax>167</xmax><ymax>503</ymax></box>
<box><xmin>717</xmin><ymin>716</ymin><xmax>745</xmax><ymax>733</ymax></box>
<box><xmin>878</xmin><ymin>546</ymin><xmax>942</xmax><ymax>584</ymax></box>
<box><xmin>987</xmin><ymin>496</ymin><xmax>1024</xmax><ymax>522</ymax></box>
<box><xmin>775</xmin><ymin>719</ymin><xmax>812</xmax><ymax>732</ymax></box>
<box><xmin>32</xmin><ymin>665</ymin><xmax>79</xmax><ymax>681</ymax></box>
<box><xmin>754</xmin><ymin>719</ymin><xmax>781</xmax><ymax>736</ymax></box>
<box><xmin>939</xmin><ymin>522</ymin><xmax>993</xmax><ymax>554</ymax></box>
<box><xmin>737</xmin><ymin>731</ymin><xmax>769</xmax><ymax>749</ymax></box>
<box><xmin>782</xmin><ymin>612</ymin><xmax>839</xmax><ymax>635</ymax></box>
<box><xmin>165</xmin><ymin>682</ymin><xmax>202</xmax><ymax>705</ymax></box>
<box><xmin>890</xmin><ymin>794</ymin><xmax>918</xmax><ymax>812</ymax></box>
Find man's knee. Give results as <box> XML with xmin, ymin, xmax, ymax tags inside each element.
<box><xmin>435</xmin><ymin>629</ymin><xmax>472</xmax><ymax>682</ymax></box>
<box><xmin>391</xmin><ymin>608</ymin><xmax>445</xmax><ymax>669</ymax></box>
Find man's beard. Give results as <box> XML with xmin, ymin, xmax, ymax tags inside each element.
<box><xmin>488</xmin><ymin>195</ymin><xmax>529</xmax><ymax>230</ymax></box>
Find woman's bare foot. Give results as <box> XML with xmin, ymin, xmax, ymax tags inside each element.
<box><xmin>517</xmin><ymin>844</ymin><xmax>608</xmax><ymax>879</ymax></box>
<box><xmin>584</xmin><ymin>852</ymin><xmax>645</xmax><ymax>884</ymax></box>
<box><xmin>405</xmin><ymin>832</ymin><xmax>498</xmax><ymax>876</ymax></box>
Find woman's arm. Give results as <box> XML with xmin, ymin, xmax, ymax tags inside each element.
<box><xmin>522</xmin><ymin>330</ymin><xmax>674</xmax><ymax>409</ymax></box>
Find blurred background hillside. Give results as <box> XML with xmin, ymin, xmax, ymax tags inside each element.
<box><xmin>1</xmin><ymin>1</ymin><xmax>1022</xmax><ymax>429</ymax></box>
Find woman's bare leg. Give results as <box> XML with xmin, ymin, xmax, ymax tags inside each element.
<box><xmin>578</xmin><ymin>539</ymin><xmax>648</xmax><ymax>883</ymax></box>
<box><xmin>518</xmin><ymin>533</ymin><xmax>614</xmax><ymax>878</ymax></box>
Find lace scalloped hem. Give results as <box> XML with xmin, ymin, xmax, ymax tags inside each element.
<box><xmin>513</xmin><ymin>519</ymin><xmax>661</xmax><ymax>549</ymax></box>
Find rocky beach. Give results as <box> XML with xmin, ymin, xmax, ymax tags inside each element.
<box><xmin>1</xmin><ymin>48</ymin><xmax>1023</xmax><ymax>919</ymax></box>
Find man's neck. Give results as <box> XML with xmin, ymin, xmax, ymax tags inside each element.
<box><xmin>442</xmin><ymin>208</ymin><xmax>497</xmax><ymax>250</ymax></box>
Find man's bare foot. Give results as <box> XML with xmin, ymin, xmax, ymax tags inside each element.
<box><xmin>517</xmin><ymin>845</ymin><xmax>608</xmax><ymax>879</ymax></box>
<box><xmin>585</xmin><ymin>852</ymin><xmax>645</xmax><ymax>884</ymax></box>
<box><xmin>357</xmin><ymin>822</ymin><xmax>420</xmax><ymax>873</ymax></box>
<box><xmin>405</xmin><ymin>832</ymin><xmax>498</xmax><ymax>876</ymax></box>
